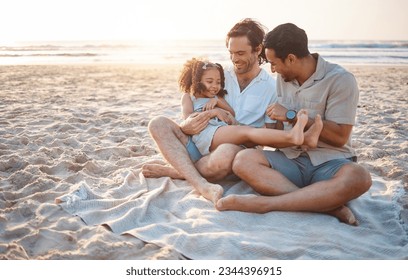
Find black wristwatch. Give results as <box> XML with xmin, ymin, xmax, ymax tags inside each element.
<box><xmin>286</xmin><ymin>110</ymin><xmax>297</xmax><ymax>122</ymax></box>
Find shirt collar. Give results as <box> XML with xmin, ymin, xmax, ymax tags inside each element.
<box><xmin>313</xmin><ymin>53</ymin><xmax>328</xmax><ymax>81</ymax></box>
<box><xmin>291</xmin><ymin>53</ymin><xmax>327</xmax><ymax>88</ymax></box>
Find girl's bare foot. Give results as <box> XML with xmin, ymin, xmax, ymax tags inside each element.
<box><xmin>303</xmin><ymin>114</ymin><xmax>323</xmax><ymax>148</ymax></box>
<box><xmin>289</xmin><ymin>109</ymin><xmax>309</xmax><ymax>145</ymax></box>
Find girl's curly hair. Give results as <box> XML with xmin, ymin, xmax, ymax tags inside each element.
<box><xmin>178</xmin><ymin>58</ymin><xmax>227</xmax><ymax>97</ymax></box>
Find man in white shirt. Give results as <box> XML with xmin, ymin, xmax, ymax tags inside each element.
<box><xmin>142</xmin><ymin>19</ymin><xmax>277</xmax><ymax>204</ymax></box>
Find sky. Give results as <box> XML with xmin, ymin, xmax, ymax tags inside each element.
<box><xmin>1</xmin><ymin>0</ymin><xmax>407</xmax><ymax>43</ymax></box>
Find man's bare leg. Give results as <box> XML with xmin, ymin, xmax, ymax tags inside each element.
<box><xmin>216</xmin><ymin>149</ymin><xmax>372</xmax><ymax>225</ymax></box>
<box><xmin>230</xmin><ymin>149</ymin><xmax>299</xmax><ymax>195</ymax></box>
<box><xmin>142</xmin><ymin>162</ymin><xmax>184</xmax><ymax>180</ymax></box>
<box><xmin>143</xmin><ymin>143</ymin><xmax>243</xmax><ymax>182</ymax></box>
<box><xmin>195</xmin><ymin>144</ymin><xmax>243</xmax><ymax>182</ymax></box>
<box><xmin>147</xmin><ymin>116</ymin><xmax>223</xmax><ymax>204</ymax></box>
<box><xmin>216</xmin><ymin>194</ymin><xmax>358</xmax><ymax>225</ymax></box>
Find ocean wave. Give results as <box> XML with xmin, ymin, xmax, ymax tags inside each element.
<box><xmin>0</xmin><ymin>53</ymin><xmax>100</xmax><ymax>57</ymax></box>
<box><xmin>1</xmin><ymin>40</ymin><xmax>408</xmax><ymax>65</ymax></box>
<box><xmin>0</xmin><ymin>44</ymin><xmax>134</xmax><ymax>52</ymax></box>
<box><xmin>320</xmin><ymin>54</ymin><xmax>408</xmax><ymax>64</ymax></box>
<box><xmin>311</xmin><ymin>42</ymin><xmax>408</xmax><ymax>49</ymax></box>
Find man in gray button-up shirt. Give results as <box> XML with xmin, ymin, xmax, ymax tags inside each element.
<box><xmin>217</xmin><ymin>23</ymin><xmax>372</xmax><ymax>226</ymax></box>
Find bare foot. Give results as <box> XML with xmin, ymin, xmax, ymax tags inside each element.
<box><xmin>289</xmin><ymin>109</ymin><xmax>309</xmax><ymax>145</ymax></box>
<box><xmin>142</xmin><ymin>161</ymin><xmax>222</xmax><ymax>204</ymax></box>
<box><xmin>217</xmin><ymin>195</ymin><xmax>359</xmax><ymax>226</ymax></box>
<box><xmin>195</xmin><ymin>180</ymin><xmax>224</xmax><ymax>204</ymax></box>
<box><xmin>216</xmin><ymin>194</ymin><xmax>266</xmax><ymax>213</ymax></box>
<box><xmin>327</xmin><ymin>205</ymin><xmax>358</xmax><ymax>226</ymax></box>
<box><xmin>303</xmin><ymin>114</ymin><xmax>323</xmax><ymax>148</ymax></box>
<box><xmin>142</xmin><ymin>163</ymin><xmax>185</xmax><ymax>179</ymax></box>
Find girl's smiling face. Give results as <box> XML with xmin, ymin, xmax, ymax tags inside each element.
<box><xmin>198</xmin><ymin>68</ymin><xmax>222</xmax><ymax>98</ymax></box>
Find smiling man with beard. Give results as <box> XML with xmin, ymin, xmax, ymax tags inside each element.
<box><xmin>142</xmin><ymin>18</ymin><xmax>278</xmax><ymax>203</ymax></box>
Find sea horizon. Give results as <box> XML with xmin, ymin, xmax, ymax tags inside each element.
<box><xmin>1</xmin><ymin>39</ymin><xmax>407</xmax><ymax>66</ymax></box>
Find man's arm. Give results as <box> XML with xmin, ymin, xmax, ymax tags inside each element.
<box><xmin>267</xmin><ymin>103</ymin><xmax>352</xmax><ymax>148</ymax></box>
<box><xmin>305</xmin><ymin>118</ymin><xmax>353</xmax><ymax>147</ymax></box>
<box><xmin>314</xmin><ymin>72</ymin><xmax>358</xmax><ymax>147</ymax></box>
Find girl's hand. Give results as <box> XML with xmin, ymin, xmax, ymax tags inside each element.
<box><xmin>226</xmin><ymin>113</ymin><xmax>239</xmax><ymax>125</ymax></box>
<box><xmin>203</xmin><ymin>98</ymin><xmax>218</xmax><ymax>111</ymax></box>
<box><xmin>213</xmin><ymin>108</ymin><xmax>235</xmax><ymax>125</ymax></box>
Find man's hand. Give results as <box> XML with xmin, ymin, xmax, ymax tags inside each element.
<box><xmin>266</xmin><ymin>103</ymin><xmax>288</xmax><ymax>121</ymax></box>
<box><xmin>180</xmin><ymin>111</ymin><xmax>211</xmax><ymax>135</ymax></box>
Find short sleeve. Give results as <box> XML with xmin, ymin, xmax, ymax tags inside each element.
<box><xmin>325</xmin><ymin>72</ymin><xmax>359</xmax><ymax>125</ymax></box>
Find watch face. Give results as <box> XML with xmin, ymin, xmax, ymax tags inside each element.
<box><xmin>287</xmin><ymin>110</ymin><xmax>296</xmax><ymax>120</ymax></box>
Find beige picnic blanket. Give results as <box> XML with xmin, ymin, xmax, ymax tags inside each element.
<box><xmin>58</xmin><ymin>169</ymin><xmax>408</xmax><ymax>259</ymax></box>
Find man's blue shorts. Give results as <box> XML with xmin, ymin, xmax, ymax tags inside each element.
<box><xmin>186</xmin><ymin>136</ymin><xmax>203</xmax><ymax>163</ymax></box>
<box><xmin>263</xmin><ymin>150</ymin><xmax>356</xmax><ymax>188</ymax></box>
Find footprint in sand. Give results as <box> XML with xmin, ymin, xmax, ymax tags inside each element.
<box><xmin>0</xmin><ymin>157</ymin><xmax>29</xmax><ymax>174</ymax></box>
<box><xmin>40</xmin><ymin>161</ymin><xmax>84</xmax><ymax>178</ymax></box>
<box><xmin>74</xmin><ymin>152</ymin><xmax>90</xmax><ymax>164</ymax></box>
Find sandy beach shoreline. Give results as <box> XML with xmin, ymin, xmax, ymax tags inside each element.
<box><xmin>0</xmin><ymin>63</ymin><xmax>407</xmax><ymax>259</ymax></box>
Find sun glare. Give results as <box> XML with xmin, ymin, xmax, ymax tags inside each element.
<box><xmin>1</xmin><ymin>0</ymin><xmax>407</xmax><ymax>42</ymax></box>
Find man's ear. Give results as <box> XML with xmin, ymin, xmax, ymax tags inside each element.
<box><xmin>287</xmin><ymin>54</ymin><xmax>296</xmax><ymax>64</ymax></box>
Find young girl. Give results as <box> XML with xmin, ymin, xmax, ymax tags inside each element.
<box><xmin>179</xmin><ymin>58</ymin><xmax>322</xmax><ymax>157</ymax></box>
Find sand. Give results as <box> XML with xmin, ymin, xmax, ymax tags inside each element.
<box><xmin>0</xmin><ymin>63</ymin><xmax>407</xmax><ymax>259</ymax></box>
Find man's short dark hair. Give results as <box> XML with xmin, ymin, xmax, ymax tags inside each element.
<box><xmin>263</xmin><ymin>23</ymin><xmax>310</xmax><ymax>61</ymax></box>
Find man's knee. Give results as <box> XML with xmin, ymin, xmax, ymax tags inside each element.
<box><xmin>354</xmin><ymin>164</ymin><xmax>372</xmax><ymax>192</ymax></box>
<box><xmin>232</xmin><ymin>148</ymin><xmax>260</xmax><ymax>176</ymax></box>
<box><xmin>338</xmin><ymin>163</ymin><xmax>372</xmax><ymax>196</ymax></box>
<box><xmin>208</xmin><ymin>144</ymin><xmax>240</xmax><ymax>169</ymax></box>
<box><xmin>199</xmin><ymin>144</ymin><xmax>241</xmax><ymax>179</ymax></box>
<box><xmin>216</xmin><ymin>144</ymin><xmax>242</xmax><ymax>158</ymax></box>
<box><xmin>148</xmin><ymin>116</ymin><xmax>171</xmax><ymax>136</ymax></box>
